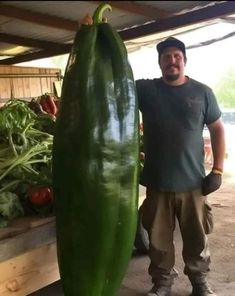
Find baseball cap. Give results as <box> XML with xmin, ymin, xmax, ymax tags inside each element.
<box><xmin>156</xmin><ymin>37</ymin><xmax>186</xmax><ymax>57</ymax></box>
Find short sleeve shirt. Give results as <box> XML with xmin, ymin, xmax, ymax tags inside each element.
<box><xmin>136</xmin><ymin>77</ymin><xmax>221</xmax><ymax>192</ymax></box>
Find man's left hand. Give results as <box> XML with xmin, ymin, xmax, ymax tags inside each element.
<box><xmin>202</xmin><ymin>171</ymin><xmax>222</xmax><ymax>196</ymax></box>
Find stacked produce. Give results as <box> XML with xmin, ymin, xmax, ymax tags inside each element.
<box><xmin>0</xmin><ymin>95</ymin><xmax>58</xmax><ymax>227</ymax></box>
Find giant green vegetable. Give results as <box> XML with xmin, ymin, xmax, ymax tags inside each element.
<box><xmin>52</xmin><ymin>4</ymin><xmax>139</xmax><ymax>296</ymax></box>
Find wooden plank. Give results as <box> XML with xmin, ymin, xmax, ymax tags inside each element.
<box><xmin>0</xmin><ymin>243</ymin><xmax>60</xmax><ymax>296</ymax></box>
<box><xmin>28</xmin><ymin>68</ymin><xmax>41</xmax><ymax>98</ymax></box>
<box><xmin>54</xmin><ymin>80</ymin><xmax>62</xmax><ymax>97</ymax></box>
<box><xmin>0</xmin><ymin>218</ymin><xmax>56</xmax><ymax>263</ymax></box>
<box><xmin>39</xmin><ymin>68</ymin><xmax>50</xmax><ymax>95</ymax></box>
<box><xmin>12</xmin><ymin>66</ymin><xmax>24</xmax><ymax>99</ymax></box>
<box><xmin>0</xmin><ymin>66</ymin><xmax>11</xmax><ymax>102</ymax></box>
<box><xmin>46</xmin><ymin>68</ymin><xmax>53</xmax><ymax>94</ymax></box>
<box><xmin>17</xmin><ymin>66</ymin><xmax>30</xmax><ymax>99</ymax></box>
<box><xmin>0</xmin><ymin>217</ymin><xmax>56</xmax><ymax>241</ymax></box>
<box><xmin>22</xmin><ymin>68</ymin><xmax>32</xmax><ymax>99</ymax></box>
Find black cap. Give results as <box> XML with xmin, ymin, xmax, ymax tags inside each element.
<box><xmin>156</xmin><ymin>37</ymin><xmax>186</xmax><ymax>57</ymax></box>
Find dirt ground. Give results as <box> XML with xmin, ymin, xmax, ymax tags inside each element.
<box><xmin>119</xmin><ymin>171</ymin><xmax>235</xmax><ymax>296</ymax></box>
<box><xmin>31</xmin><ymin>170</ymin><xmax>235</xmax><ymax>296</ymax></box>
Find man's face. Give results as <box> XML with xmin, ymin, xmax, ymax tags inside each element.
<box><xmin>159</xmin><ymin>47</ymin><xmax>186</xmax><ymax>82</ymax></box>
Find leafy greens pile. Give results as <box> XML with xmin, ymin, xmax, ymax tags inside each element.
<box><xmin>0</xmin><ymin>99</ymin><xmax>55</xmax><ymax>227</ymax></box>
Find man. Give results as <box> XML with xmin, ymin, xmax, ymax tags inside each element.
<box><xmin>137</xmin><ymin>37</ymin><xmax>225</xmax><ymax>296</ymax></box>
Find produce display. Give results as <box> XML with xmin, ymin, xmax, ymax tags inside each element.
<box><xmin>53</xmin><ymin>3</ymin><xmax>139</xmax><ymax>296</ymax></box>
<box><xmin>0</xmin><ymin>95</ymin><xmax>58</xmax><ymax>227</ymax></box>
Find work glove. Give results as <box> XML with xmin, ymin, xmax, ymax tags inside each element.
<box><xmin>201</xmin><ymin>169</ymin><xmax>222</xmax><ymax>196</ymax></box>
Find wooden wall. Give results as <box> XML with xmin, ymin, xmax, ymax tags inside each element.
<box><xmin>0</xmin><ymin>65</ymin><xmax>62</xmax><ymax>104</ymax></box>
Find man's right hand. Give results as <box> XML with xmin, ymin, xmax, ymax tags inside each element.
<box><xmin>81</xmin><ymin>14</ymin><xmax>93</xmax><ymax>26</ymax></box>
<box><xmin>79</xmin><ymin>14</ymin><xmax>108</xmax><ymax>28</ymax></box>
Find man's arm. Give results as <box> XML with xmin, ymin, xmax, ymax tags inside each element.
<box><xmin>207</xmin><ymin>118</ymin><xmax>225</xmax><ymax>172</ymax></box>
<box><xmin>201</xmin><ymin>117</ymin><xmax>225</xmax><ymax>196</ymax></box>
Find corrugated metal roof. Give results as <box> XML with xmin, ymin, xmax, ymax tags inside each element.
<box><xmin>0</xmin><ymin>1</ymin><xmax>234</xmax><ymax>64</ymax></box>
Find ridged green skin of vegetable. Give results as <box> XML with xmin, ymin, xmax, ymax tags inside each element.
<box><xmin>52</xmin><ymin>4</ymin><xmax>139</xmax><ymax>296</ymax></box>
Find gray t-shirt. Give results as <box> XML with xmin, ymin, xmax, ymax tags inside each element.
<box><xmin>136</xmin><ymin>77</ymin><xmax>221</xmax><ymax>192</ymax></box>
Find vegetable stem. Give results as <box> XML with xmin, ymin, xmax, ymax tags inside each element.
<box><xmin>93</xmin><ymin>3</ymin><xmax>112</xmax><ymax>24</ymax></box>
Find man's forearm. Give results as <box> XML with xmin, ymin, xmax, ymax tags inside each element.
<box><xmin>209</xmin><ymin>122</ymin><xmax>225</xmax><ymax>171</ymax></box>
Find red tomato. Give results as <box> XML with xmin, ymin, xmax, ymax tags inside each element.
<box><xmin>28</xmin><ymin>187</ymin><xmax>53</xmax><ymax>206</ymax></box>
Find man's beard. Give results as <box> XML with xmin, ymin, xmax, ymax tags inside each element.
<box><xmin>164</xmin><ymin>73</ymin><xmax>180</xmax><ymax>81</ymax></box>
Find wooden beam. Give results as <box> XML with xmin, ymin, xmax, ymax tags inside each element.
<box><xmin>119</xmin><ymin>1</ymin><xmax>235</xmax><ymax>41</ymax></box>
<box><xmin>0</xmin><ymin>3</ymin><xmax>78</xmax><ymax>31</ymax></box>
<box><xmin>220</xmin><ymin>15</ymin><xmax>235</xmax><ymax>24</ymax></box>
<box><xmin>187</xmin><ymin>31</ymin><xmax>235</xmax><ymax>49</ymax></box>
<box><xmin>98</xmin><ymin>1</ymin><xmax>170</xmax><ymax>19</ymax></box>
<box><xmin>0</xmin><ymin>33</ymin><xmax>72</xmax><ymax>51</ymax></box>
<box><xmin>0</xmin><ymin>48</ymin><xmax>72</xmax><ymax>65</ymax></box>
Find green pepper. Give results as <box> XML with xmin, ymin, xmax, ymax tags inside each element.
<box><xmin>52</xmin><ymin>4</ymin><xmax>139</xmax><ymax>296</ymax></box>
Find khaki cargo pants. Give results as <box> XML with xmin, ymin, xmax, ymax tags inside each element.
<box><xmin>141</xmin><ymin>188</ymin><xmax>213</xmax><ymax>286</ymax></box>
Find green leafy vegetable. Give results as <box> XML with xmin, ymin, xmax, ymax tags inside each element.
<box><xmin>0</xmin><ymin>99</ymin><xmax>54</xmax><ymax>227</ymax></box>
<box><xmin>0</xmin><ymin>192</ymin><xmax>24</xmax><ymax>227</ymax></box>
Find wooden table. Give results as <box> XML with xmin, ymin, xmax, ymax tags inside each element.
<box><xmin>0</xmin><ymin>216</ymin><xmax>60</xmax><ymax>296</ymax></box>
<box><xmin>0</xmin><ymin>188</ymin><xmax>146</xmax><ymax>296</ymax></box>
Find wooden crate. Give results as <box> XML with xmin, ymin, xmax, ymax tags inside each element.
<box><xmin>0</xmin><ymin>217</ymin><xmax>60</xmax><ymax>296</ymax></box>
